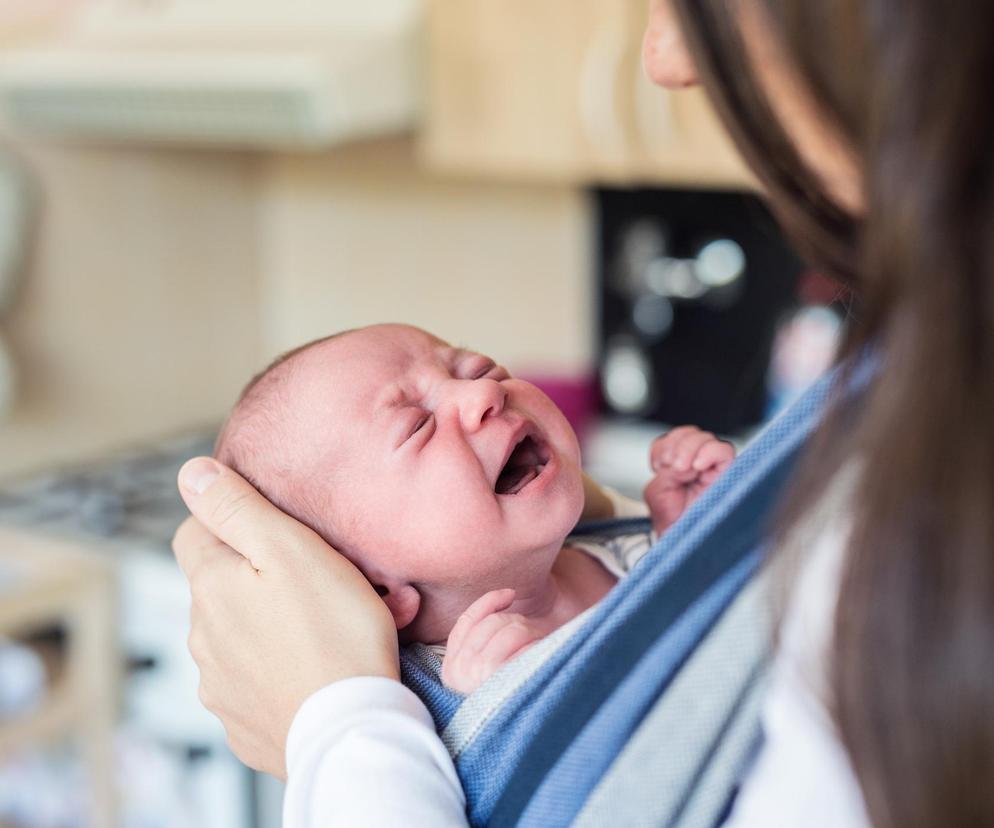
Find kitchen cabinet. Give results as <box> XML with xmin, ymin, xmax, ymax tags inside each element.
<box><xmin>422</xmin><ymin>0</ymin><xmax>754</xmax><ymax>188</ymax></box>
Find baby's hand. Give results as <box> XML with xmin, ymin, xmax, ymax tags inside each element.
<box><xmin>644</xmin><ymin>425</ymin><xmax>735</xmax><ymax>536</ymax></box>
<box><xmin>441</xmin><ymin>589</ymin><xmax>544</xmax><ymax>695</ymax></box>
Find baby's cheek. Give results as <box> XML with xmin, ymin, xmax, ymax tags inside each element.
<box><xmin>412</xmin><ymin>473</ymin><xmax>499</xmax><ymax>551</ymax></box>
<box><xmin>526</xmin><ymin>391</ymin><xmax>583</xmax><ymax>467</ymax></box>
<box><xmin>346</xmin><ymin>476</ymin><xmax>427</xmax><ymax>549</ymax></box>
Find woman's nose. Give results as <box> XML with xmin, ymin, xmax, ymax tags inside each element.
<box><xmin>446</xmin><ymin>378</ymin><xmax>507</xmax><ymax>431</ymax></box>
<box><xmin>643</xmin><ymin>0</ymin><xmax>700</xmax><ymax>89</ymax></box>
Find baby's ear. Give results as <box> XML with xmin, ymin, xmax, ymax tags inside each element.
<box><xmin>379</xmin><ymin>584</ymin><xmax>421</xmax><ymax>631</ymax></box>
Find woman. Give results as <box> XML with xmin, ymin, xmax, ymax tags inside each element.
<box><xmin>173</xmin><ymin>1</ymin><xmax>994</xmax><ymax>825</ymax></box>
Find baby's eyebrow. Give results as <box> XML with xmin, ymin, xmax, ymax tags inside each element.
<box><xmin>438</xmin><ymin>344</ymin><xmax>462</xmax><ymax>362</ymax></box>
<box><xmin>374</xmin><ymin>345</ymin><xmax>469</xmax><ymax>414</ymax></box>
<box><xmin>374</xmin><ymin>382</ymin><xmax>407</xmax><ymax>412</ymax></box>
<box><xmin>446</xmin><ymin>345</ymin><xmax>488</xmax><ymax>365</ymax></box>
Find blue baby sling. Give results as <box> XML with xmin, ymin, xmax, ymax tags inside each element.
<box><xmin>401</xmin><ymin>364</ymin><xmax>843</xmax><ymax>827</ymax></box>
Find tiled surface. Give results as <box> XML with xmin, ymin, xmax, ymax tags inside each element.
<box><xmin>0</xmin><ymin>431</ymin><xmax>216</xmax><ymax>550</ymax></box>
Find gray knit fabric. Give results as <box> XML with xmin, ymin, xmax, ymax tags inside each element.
<box><xmin>574</xmin><ymin>573</ymin><xmax>772</xmax><ymax>828</ymax></box>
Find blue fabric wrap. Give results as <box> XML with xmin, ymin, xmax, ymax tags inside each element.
<box><xmin>401</xmin><ymin>362</ymin><xmax>842</xmax><ymax>827</ymax></box>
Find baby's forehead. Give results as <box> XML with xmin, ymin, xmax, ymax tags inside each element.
<box><xmin>346</xmin><ymin>323</ymin><xmax>449</xmax><ymax>354</ymax></box>
<box><xmin>292</xmin><ymin>325</ymin><xmax>450</xmax><ymax>406</ymax></box>
<box><xmin>305</xmin><ymin>325</ymin><xmax>448</xmax><ymax>374</ymax></box>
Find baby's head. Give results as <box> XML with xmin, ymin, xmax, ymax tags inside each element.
<box><xmin>215</xmin><ymin>324</ymin><xmax>584</xmax><ymax>643</ymax></box>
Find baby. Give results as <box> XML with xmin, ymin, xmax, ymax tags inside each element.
<box><xmin>214</xmin><ymin>324</ymin><xmax>734</xmax><ymax>693</ymax></box>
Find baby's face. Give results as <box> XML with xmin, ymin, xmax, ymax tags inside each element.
<box><xmin>287</xmin><ymin>325</ymin><xmax>584</xmax><ymax>619</ymax></box>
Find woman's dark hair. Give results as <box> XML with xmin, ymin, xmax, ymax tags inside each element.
<box><xmin>672</xmin><ymin>1</ymin><xmax>994</xmax><ymax>826</ymax></box>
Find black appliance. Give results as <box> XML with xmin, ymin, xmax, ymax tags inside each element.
<box><xmin>596</xmin><ymin>188</ymin><xmax>803</xmax><ymax>435</ymax></box>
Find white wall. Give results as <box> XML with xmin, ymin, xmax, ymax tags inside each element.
<box><xmin>259</xmin><ymin>138</ymin><xmax>594</xmax><ymax>374</ymax></box>
<box><xmin>0</xmin><ymin>143</ymin><xmax>264</xmax><ymax>478</ymax></box>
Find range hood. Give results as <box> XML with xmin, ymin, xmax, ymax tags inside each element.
<box><xmin>0</xmin><ymin>0</ymin><xmax>423</xmax><ymax>150</ymax></box>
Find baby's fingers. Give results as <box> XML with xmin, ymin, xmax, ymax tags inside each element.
<box><xmin>481</xmin><ymin>620</ymin><xmax>540</xmax><ymax>668</ymax></box>
<box><xmin>644</xmin><ymin>473</ymin><xmax>689</xmax><ymax>535</ymax></box>
<box><xmin>692</xmin><ymin>438</ymin><xmax>736</xmax><ymax>473</ymax></box>
<box><xmin>650</xmin><ymin>426</ymin><xmax>702</xmax><ymax>471</ymax></box>
<box><xmin>668</xmin><ymin>428</ymin><xmax>716</xmax><ymax>472</ymax></box>
<box><xmin>698</xmin><ymin>467</ymin><xmax>723</xmax><ymax>488</ymax></box>
<box><xmin>446</xmin><ymin>589</ymin><xmax>515</xmax><ymax>656</ymax></box>
<box><xmin>442</xmin><ymin>611</ymin><xmax>525</xmax><ymax>692</ymax></box>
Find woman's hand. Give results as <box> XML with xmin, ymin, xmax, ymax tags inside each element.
<box><xmin>172</xmin><ymin>457</ymin><xmax>400</xmax><ymax>780</ymax></box>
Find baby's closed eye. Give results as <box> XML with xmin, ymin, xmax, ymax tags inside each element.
<box><xmin>394</xmin><ymin>408</ymin><xmax>435</xmax><ymax>449</ymax></box>
<box><xmin>407</xmin><ymin>410</ymin><xmax>435</xmax><ymax>442</ymax></box>
<box><xmin>460</xmin><ymin>355</ymin><xmax>510</xmax><ymax>381</ymax></box>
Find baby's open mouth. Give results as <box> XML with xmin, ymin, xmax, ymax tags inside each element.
<box><xmin>495</xmin><ymin>433</ymin><xmax>550</xmax><ymax>495</ymax></box>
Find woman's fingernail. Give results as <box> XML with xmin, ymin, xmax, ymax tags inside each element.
<box><xmin>179</xmin><ymin>458</ymin><xmax>221</xmax><ymax>495</ymax></box>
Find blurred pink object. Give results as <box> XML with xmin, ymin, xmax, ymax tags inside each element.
<box><xmin>520</xmin><ymin>372</ymin><xmax>601</xmax><ymax>447</ymax></box>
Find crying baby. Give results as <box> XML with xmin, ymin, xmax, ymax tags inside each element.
<box><xmin>215</xmin><ymin>324</ymin><xmax>734</xmax><ymax>693</ymax></box>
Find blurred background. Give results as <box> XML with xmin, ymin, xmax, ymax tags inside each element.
<box><xmin>0</xmin><ymin>1</ymin><xmax>845</xmax><ymax>825</ymax></box>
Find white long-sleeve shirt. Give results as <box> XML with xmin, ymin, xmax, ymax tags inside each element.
<box><xmin>284</xmin><ymin>492</ymin><xmax>871</xmax><ymax>827</ymax></box>
<box><xmin>284</xmin><ymin>678</ymin><xmax>466</xmax><ymax>827</ymax></box>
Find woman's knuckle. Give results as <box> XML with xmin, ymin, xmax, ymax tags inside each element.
<box><xmin>189</xmin><ymin>572</ymin><xmax>219</xmax><ymax>609</ymax></box>
<box><xmin>227</xmin><ymin>734</ymin><xmax>247</xmax><ymax>762</ymax></box>
<box><xmin>187</xmin><ymin>629</ymin><xmax>205</xmax><ymax>662</ymax></box>
<box><xmin>171</xmin><ymin>518</ymin><xmax>194</xmax><ymax>554</ymax></box>
<box><xmin>188</xmin><ymin>569</ymin><xmax>207</xmax><ymax>599</ymax></box>
<box><xmin>210</xmin><ymin>489</ymin><xmax>254</xmax><ymax>532</ymax></box>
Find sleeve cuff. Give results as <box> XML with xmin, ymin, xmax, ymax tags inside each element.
<box><xmin>286</xmin><ymin>677</ymin><xmax>436</xmax><ymax>776</ymax></box>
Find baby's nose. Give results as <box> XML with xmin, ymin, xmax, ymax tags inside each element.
<box><xmin>453</xmin><ymin>378</ymin><xmax>507</xmax><ymax>431</ymax></box>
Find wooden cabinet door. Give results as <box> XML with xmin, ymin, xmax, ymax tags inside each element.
<box><xmin>422</xmin><ymin>0</ymin><xmax>754</xmax><ymax>188</ymax></box>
